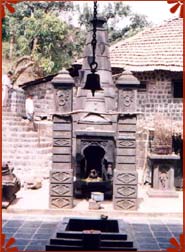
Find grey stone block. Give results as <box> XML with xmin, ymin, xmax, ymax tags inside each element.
<box><xmin>53</xmin><ymin>123</ymin><xmax>71</xmax><ymax>131</ymax></box>
<box><xmin>53</xmin><ymin>147</ymin><xmax>71</xmax><ymax>154</ymax></box>
<box><xmin>118</xmin><ymin>116</ymin><xmax>137</xmax><ymax>125</ymax></box>
<box><xmin>114</xmin><ymin>198</ymin><xmax>137</xmax><ymax>210</ymax></box>
<box><xmin>53</xmin><ymin>131</ymin><xmax>71</xmax><ymax>138</ymax></box>
<box><xmin>52</xmin><ymin>154</ymin><xmax>71</xmax><ymax>162</ymax></box>
<box><xmin>114</xmin><ymin>170</ymin><xmax>138</xmax><ymax>185</ymax></box>
<box><xmin>50</xmin><ymin>196</ymin><xmax>73</xmax><ymax>209</ymax></box>
<box><xmin>118</xmin><ymin>124</ymin><xmax>136</xmax><ymax>132</ymax></box>
<box><xmin>50</xmin><ymin>183</ymin><xmax>73</xmax><ymax>196</ymax></box>
<box><xmin>50</xmin><ymin>169</ymin><xmax>73</xmax><ymax>183</ymax></box>
<box><xmin>53</xmin><ymin>138</ymin><xmax>71</xmax><ymax>147</ymax></box>
<box><xmin>117</xmin><ymin>139</ymin><xmax>136</xmax><ymax>148</ymax></box>
<box><xmin>52</xmin><ymin>163</ymin><xmax>71</xmax><ymax>169</ymax></box>
<box><xmin>116</xmin><ymin>164</ymin><xmax>136</xmax><ymax>170</ymax></box>
<box><xmin>117</xmin><ymin>156</ymin><xmax>136</xmax><ymax>164</ymax></box>
<box><xmin>114</xmin><ymin>185</ymin><xmax>137</xmax><ymax>198</ymax></box>
<box><xmin>117</xmin><ymin>148</ymin><xmax>136</xmax><ymax>156</ymax></box>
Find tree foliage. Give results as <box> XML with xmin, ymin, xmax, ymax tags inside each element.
<box><xmin>3</xmin><ymin>1</ymin><xmax>150</xmax><ymax>82</ymax></box>
<box><xmin>2</xmin><ymin>2</ymin><xmax>85</xmax><ymax>79</ymax></box>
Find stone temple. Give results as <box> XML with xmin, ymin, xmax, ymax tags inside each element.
<box><xmin>2</xmin><ymin>18</ymin><xmax>183</xmax><ymax>210</ymax></box>
<box><xmin>50</xmin><ymin>17</ymin><xmax>139</xmax><ymax>209</ymax></box>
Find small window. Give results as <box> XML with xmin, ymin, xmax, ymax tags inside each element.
<box><xmin>138</xmin><ymin>81</ymin><xmax>147</xmax><ymax>91</ymax></box>
<box><xmin>173</xmin><ymin>79</ymin><xmax>183</xmax><ymax>98</ymax></box>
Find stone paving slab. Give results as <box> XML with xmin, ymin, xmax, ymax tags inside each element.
<box><xmin>2</xmin><ymin>214</ymin><xmax>183</xmax><ymax>251</ymax></box>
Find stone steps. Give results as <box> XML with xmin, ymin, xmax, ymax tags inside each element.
<box><xmin>2</xmin><ymin>111</ymin><xmax>53</xmax><ymax>182</ymax></box>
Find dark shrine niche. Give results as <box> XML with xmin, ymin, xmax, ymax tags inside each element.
<box><xmin>74</xmin><ymin>136</ymin><xmax>115</xmax><ymax>199</ymax></box>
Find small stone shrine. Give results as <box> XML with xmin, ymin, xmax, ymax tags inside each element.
<box><xmin>49</xmin><ymin>17</ymin><xmax>139</xmax><ymax>210</ymax></box>
<box><xmin>2</xmin><ymin>162</ymin><xmax>21</xmax><ymax>208</ymax></box>
<box><xmin>147</xmin><ymin>154</ymin><xmax>179</xmax><ymax>197</ymax></box>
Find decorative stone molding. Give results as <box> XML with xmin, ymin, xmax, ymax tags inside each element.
<box><xmin>50</xmin><ymin>197</ymin><xmax>73</xmax><ymax>209</ymax></box>
<box><xmin>50</xmin><ymin>169</ymin><xmax>73</xmax><ymax>184</ymax></box>
<box><xmin>114</xmin><ymin>198</ymin><xmax>137</xmax><ymax>210</ymax></box>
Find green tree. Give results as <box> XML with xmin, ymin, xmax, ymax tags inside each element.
<box><xmin>2</xmin><ymin>2</ymin><xmax>84</xmax><ymax>82</ymax></box>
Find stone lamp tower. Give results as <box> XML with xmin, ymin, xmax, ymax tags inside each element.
<box><xmin>49</xmin><ymin>69</ymin><xmax>74</xmax><ymax>209</ymax></box>
<box><xmin>114</xmin><ymin>70</ymin><xmax>140</xmax><ymax>210</ymax></box>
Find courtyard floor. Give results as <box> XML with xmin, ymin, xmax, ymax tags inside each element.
<box><xmin>2</xmin><ymin>179</ymin><xmax>183</xmax><ymax>251</ymax></box>
<box><xmin>4</xmin><ymin>179</ymin><xmax>183</xmax><ymax>217</ymax></box>
<box><xmin>2</xmin><ymin>213</ymin><xmax>183</xmax><ymax>251</ymax></box>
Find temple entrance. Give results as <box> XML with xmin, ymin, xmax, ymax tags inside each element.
<box><xmin>74</xmin><ymin>144</ymin><xmax>113</xmax><ymax>199</ymax></box>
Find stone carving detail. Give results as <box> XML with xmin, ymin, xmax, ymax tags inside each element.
<box><xmin>53</xmin><ymin>139</ymin><xmax>71</xmax><ymax>147</ymax></box>
<box><xmin>159</xmin><ymin>167</ymin><xmax>169</xmax><ymax>190</ymax></box>
<box><xmin>115</xmin><ymin>185</ymin><xmax>137</xmax><ymax>198</ymax></box>
<box><xmin>122</xmin><ymin>92</ymin><xmax>134</xmax><ymax>107</ymax></box>
<box><xmin>114</xmin><ymin>198</ymin><xmax>136</xmax><ymax>210</ymax></box>
<box><xmin>115</xmin><ymin>173</ymin><xmax>137</xmax><ymax>185</ymax></box>
<box><xmin>118</xmin><ymin>140</ymin><xmax>135</xmax><ymax>148</ymax></box>
<box><xmin>50</xmin><ymin>184</ymin><xmax>72</xmax><ymax>196</ymax></box>
<box><xmin>50</xmin><ymin>197</ymin><xmax>72</xmax><ymax>208</ymax></box>
<box><xmin>50</xmin><ymin>170</ymin><xmax>72</xmax><ymax>183</ymax></box>
<box><xmin>119</xmin><ymin>90</ymin><xmax>136</xmax><ymax>112</ymax></box>
<box><xmin>81</xmin><ymin>140</ymin><xmax>108</xmax><ymax>148</ymax></box>
<box><xmin>56</xmin><ymin>89</ymin><xmax>70</xmax><ymax>107</ymax></box>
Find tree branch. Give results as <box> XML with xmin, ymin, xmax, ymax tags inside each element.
<box><xmin>14</xmin><ymin>61</ymin><xmax>35</xmax><ymax>82</ymax></box>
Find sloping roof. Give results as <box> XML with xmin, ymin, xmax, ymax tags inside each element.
<box><xmin>109</xmin><ymin>18</ymin><xmax>183</xmax><ymax>72</ymax></box>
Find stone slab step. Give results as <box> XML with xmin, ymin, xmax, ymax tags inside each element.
<box><xmin>101</xmin><ymin>240</ymin><xmax>134</xmax><ymax>247</ymax></box>
<box><xmin>50</xmin><ymin>238</ymin><xmax>82</xmax><ymax>246</ymax></box>
<box><xmin>46</xmin><ymin>244</ymin><xmax>137</xmax><ymax>251</ymax></box>
<box><xmin>56</xmin><ymin>232</ymin><xmax>127</xmax><ymax>240</ymax></box>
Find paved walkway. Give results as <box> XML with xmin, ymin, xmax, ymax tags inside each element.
<box><xmin>2</xmin><ymin>213</ymin><xmax>183</xmax><ymax>251</ymax></box>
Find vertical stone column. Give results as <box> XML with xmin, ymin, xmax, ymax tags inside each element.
<box><xmin>49</xmin><ymin>69</ymin><xmax>74</xmax><ymax>209</ymax></box>
<box><xmin>114</xmin><ymin>115</ymin><xmax>138</xmax><ymax>210</ymax></box>
<box><xmin>114</xmin><ymin>71</ymin><xmax>140</xmax><ymax>210</ymax></box>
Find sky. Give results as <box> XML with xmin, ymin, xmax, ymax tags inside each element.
<box><xmin>74</xmin><ymin>1</ymin><xmax>178</xmax><ymax>25</ymax></box>
<box><xmin>127</xmin><ymin>1</ymin><xmax>178</xmax><ymax>24</ymax></box>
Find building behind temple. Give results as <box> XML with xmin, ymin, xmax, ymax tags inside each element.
<box><xmin>2</xmin><ymin>18</ymin><xmax>183</xmax><ymax>210</ymax></box>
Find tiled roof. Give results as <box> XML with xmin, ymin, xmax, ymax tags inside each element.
<box><xmin>110</xmin><ymin>18</ymin><xmax>183</xmax><ymax>72</ymax></box>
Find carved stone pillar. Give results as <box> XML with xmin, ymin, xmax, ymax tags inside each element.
<box><xmin>49</xmin><ymin>69</ymin><xmax>74</xmax><ymax>208</ymax></box>
<box><xmin>114</xmin><ymin>71</ymin><xmax>140</xmax><ymax>210</ymax></box>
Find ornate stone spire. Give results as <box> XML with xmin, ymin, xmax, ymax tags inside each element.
<box><xmin>75</xmin><ymin>17</ymin><xmax>116</xmax><ymax>113</ymax></box>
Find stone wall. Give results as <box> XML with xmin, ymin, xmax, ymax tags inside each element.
<box><xmin>134</xmin><ymin>71</ymin><xmax>183</xmax><ymax>182</ymax></box>
<box><xmin>23</xmin><ymin>82</ymin><xmax>55</xmax><ymax>117</ymax></box>
<box><xmin>135</xmin><ymin>71</ymin><xmax>183</xmax><ymax>125</ymax></box>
